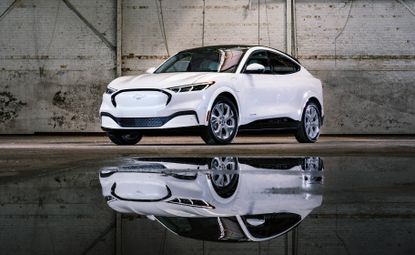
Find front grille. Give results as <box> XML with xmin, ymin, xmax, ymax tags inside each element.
<box><xmin>101</xmin><ymin>111</ymin><xmax>198</xmax><ymax>128</ymax></box>
<box><xmin>111</xmin><ymin>89</ymin><xmax>172</xmax><ymax>107</ymax></box>
<box><xmin>117</xmin><ymin>116</ymin><xmax>170</xmax><ymax>127</ymax></box>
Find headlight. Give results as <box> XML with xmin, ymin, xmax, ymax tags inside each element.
<box><xmin>105</xmin><ymin>87</ymin><xmax>117</xmax><ymax>94</ymax></box>
<box><xmin>167</xmin><ymin>81</ymin><xmax>215</xmax><ymax>93</ymax></box>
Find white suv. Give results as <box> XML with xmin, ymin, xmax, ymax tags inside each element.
<box><xmin>100</xmin><ymin>45</ymin><xmax>324</xmax><ymax>145</ymax></box>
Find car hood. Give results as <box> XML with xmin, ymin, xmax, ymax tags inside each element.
<box><xmin>108</xmin><ymin>72</ymin><xmax>224</xmax><ymax>90</ymax></box>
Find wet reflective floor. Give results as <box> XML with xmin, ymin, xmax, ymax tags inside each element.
<box><xmin>0</xmin><ymin>155</ymin><xmax>414</xmax><ymax>255</ymax></box>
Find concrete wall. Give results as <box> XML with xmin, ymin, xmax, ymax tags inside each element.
<box><xmin>0</xmin><ymin>0</ymin><xmax>116</xmax><ymax>133</ymax></box>
<box><xmin>296</xmin><ymin>0</ymin><xmax>415</xmax><ymax>133</ymax></box>
<box><xmin>0</xmin><ymin>0</ymin><xmax>414</xmax><ymax>134</ymax></box>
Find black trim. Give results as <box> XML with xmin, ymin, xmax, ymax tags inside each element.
<box><xmin>239</xmin><ymin>117</ymin><xmax>300</xmax><ymax>131</ymax></box>
<box><xmin>111</xmin><ymin>89</ymin><xmax>172</xmax><ymax>107</ymax></box>
<box><xmin>101</xmin><ymin>116</ymin><xmax>300</xmax><ymax>135</ymax></box>
<box><xmin>101</xmin><ymin>113</ymin><xmax>302</xmax><ymax>135</ymax></box>
<box><xmin>179</xmin><ymin>45</ymin><xmax>252</xmax><ymax>52</ymax></box>
<box><xmin>137</xmin><ymin>157</ymin><xmax>210</xmax><ymax>165</ymax></box>
<box><xmin>110</xmin><ymin>182</ymin><xmax>172</xmax><ymax>202</ymax></box>
<box><xmin>269</xmin><ymin>48</ymin><xmax>301</xmax><ymax>65</ymax></box>
<box><xmin>238</xmin><ymin>158</ymin><xmax>304</xmax><ymax>170</ymax></box>
<box><xmin>101</xmin><ymin>110</ymin><xmax>199</xmax><ymax>128</ymax></box>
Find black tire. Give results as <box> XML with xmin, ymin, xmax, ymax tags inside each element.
<box><xmin>107</xmin><ymin>132</ymin><xmax>142</xmax><ymax>145</ymax></box>
<box><xmin>201</xmin><ymin>96</ymin><xmax>238</xmax><ymax>145</ymax></box>
<box><xmin>295</xmin><ymin>102</ymin><xmax>321</xmax><ymax>143</ymax></box>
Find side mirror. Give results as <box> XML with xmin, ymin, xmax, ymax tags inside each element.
<box><xmin>145</xmin><ymin>67</ymin><xmax>156</xmax><ymax>74</ymax></box>
<box><xmin>245</xmin><ymin>63</ymin><xmax>265</xmax><ymax>74</ymax></box>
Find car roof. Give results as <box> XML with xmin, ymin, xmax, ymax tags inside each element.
<box><xmin>179</xmin><ymin>45</ymin><xmax>300</xmax><ymax>65</ymax></box>
<box><xmin>183</xmin><ymin>44</ymin><xmax>255</xmax><ymax>51</ymax></box>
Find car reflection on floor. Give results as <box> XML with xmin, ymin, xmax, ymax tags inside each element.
<box><xmin>99</xmin><ymin>157</ymin><xmax>323</xmax><ymax>242</ymax></box>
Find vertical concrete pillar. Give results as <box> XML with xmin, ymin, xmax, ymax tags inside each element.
<box><xmin>291</xmin><ymin>0</ymin><xmax>297</xmax><ymax>57</ymax></box>
<box><xmin>286</xmin><ymin>0</ymin><xmax>297</xmax><ymax>57</ymax></box>
<box><xmin>286</xmin><ymin>0</ymin><xmax>292</xmax><ymax>55</ymax></box>
<box><xmin>116</xmin><ymin>0</ymin><xmax>123</xmax><ymax>77</ymax></box>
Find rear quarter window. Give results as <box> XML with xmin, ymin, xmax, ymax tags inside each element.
<box><xmin>268</xmin><ymin>52</ymin><xmax>301</xmax><ymax>75</ymax></box>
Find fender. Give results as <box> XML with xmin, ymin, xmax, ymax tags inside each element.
<box><xmin>204</xmin><ymin>86</ymin><xmax>241</xmax><ymax>126</ymax></box>
<box><xmin>299</xmin><ymin>90</ymin><xmax>324</xmax><ymax>121</ymax></box>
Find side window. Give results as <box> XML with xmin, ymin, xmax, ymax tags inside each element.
<box><xmin>243</xmin><ymin>50</ymin><xmax>271</xmax><ymax>74</ymax></box>
<box><xmin>268</xmin><ymin>52</ymin><xmax>300</xmax><ymax>75</ymax></box>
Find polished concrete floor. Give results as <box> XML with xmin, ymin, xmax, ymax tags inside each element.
<box><xmin>0</xmin><ymin>135</ymin><xmax>414</xmax><ymax>255</ymax></box>
<box><xmin>1</xmin><ymin>135</ymin><xmax>414</xmax><ymax>156</ymax></box>
<box><xmin>0</xmin><ymin>134</ymin><xmax>413</xmax><ymax>174</ymax></box>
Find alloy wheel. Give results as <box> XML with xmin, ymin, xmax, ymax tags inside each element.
<box><xmin>304</xmin><ymin>104</ymin><xmax>320</xmax><ymax>140</ymax></box>
<box><xmin>210</xmin><ymin>102</ymin><xmax>237</xmax><ymax>140</ymax></box>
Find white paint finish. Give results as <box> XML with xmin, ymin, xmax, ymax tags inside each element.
<box><xmin>115</xmin><ymin>90</ymin><xmax>168</xmax><ymax>109</ymax></box>
<box><xmin>239</xmin><ymin>69</ymin><xmax>318</xmax><ymax>123</ymax></box>
<box><xmin>101</xmin><ymin>115</ymin><xmax>120</xmax><ymax>129</ymax></box>
<box><xmin>100</xmin><ymin>46</ymin><xmax>323</xmax><ymax>137</ymax></box>
<box><xmin>162</xmin><ymin>115</ymin><xmax>199</xmax><ymax>128</ymax></box>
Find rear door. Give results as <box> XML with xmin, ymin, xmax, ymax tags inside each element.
<box><xmin>237</xmin><ymin>50</ymin><xmax>277</xmax><ymax>124</ymax></box>
<box><xmin>267</xmin><ymin>51</ymin><xmax>303</xmax><ymax>119</ymax></box>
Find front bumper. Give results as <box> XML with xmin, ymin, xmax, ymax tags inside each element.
<box><xmin>100</xmin><ymin>88</ymin><xmax>207</xmax><ymax>130</ymax></box>
<box><xmin>100</xmin><ymin>111</ymin><xmax>199</xmax><ymax>129</ymax></box>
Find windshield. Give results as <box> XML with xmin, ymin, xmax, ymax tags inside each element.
<box><xmin>155</xmin><ymin>47</ymin><xmax>248</xmax><ymax>73</ymax></box>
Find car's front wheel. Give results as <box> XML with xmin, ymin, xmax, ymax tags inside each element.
<box><xmin>295</xmin><ymin>102</ymin><xmax>321</xmax><ymax>143</ymax></box>
<box><xmin>107</xmin><ymin>132</ymin><xmax>143</xmax><ymax>145</ymax></box>
<box><xmin>208</xmin><ymin>157</ymin><xmax>239</xmax><ymax>198</ymax></box>
<box><xmin>201</xmin><ymin>96</ymin><xmax>238</xmax><ymax>145</ymax></box>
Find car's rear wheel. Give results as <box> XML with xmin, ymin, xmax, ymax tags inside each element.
<box><xmin>107</xmin><ymin>132</ymin><xmax>143</xmax><ymax>145</ymax></box>
<box><xmin>295</xmin><ymin>102</ymin><xmax>321</xmax><ymax>143</ymax></box>
<box><xmin>201</xmin><ymin>96</ymin><xmax>238</xmax><ymax>145</ymax></box>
